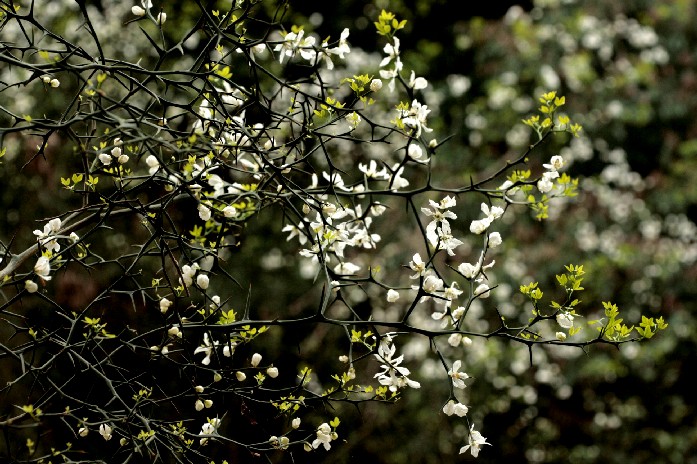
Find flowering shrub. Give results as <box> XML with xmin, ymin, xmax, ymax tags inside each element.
<box><xmin>0</xmin><ymin>1</ymin><xmax>671</xmax><ymax>462</ymax></box>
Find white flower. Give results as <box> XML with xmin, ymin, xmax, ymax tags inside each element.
<box><xmin>474</xmin><ymin>283</ymin><xmax>491</xmax><ymax>299</ymax></box>
<box><xmin>160</xmin><ymin>297</ymin><xmax>173</xmax><ymax>313</ymax></box>
<box><xmin>543</xmin><ymin>155</ymin><xmax>564</xmax><ymax>171</ymax></box>
<box><xmin>452</xmin><ymin>306</ymin><xmax>465</xmax><ymax>322</ymax></box>
<box><xmin>374</xmin><ymin>335</ymin><xmax>421</xmax><ymax>391</ymax></box>
<box><xmin>399</xmin><ymin>99</ymin><xmax>432</xmax><ymax>137</ymax></box>
<box><xmin>194</xmin><ymin>333</ymin><xmax>216</xmax><ymax>365</ymax></box>
<box><xmin>204</xmin><ymin>399</ymin><xmax>213</xmax><ymax>408</ymax></box>
<box><xmin>312</xmin><ymin>423</ymin><xmax>334</xmax><ymax>451</ymax></box>
<box><xmin>469</xmin><ymin>218</ymin><xmax>492</xmax><ymax>234</ymax></box>
<box><xmin>433</xmin><ymin>220</ymin><xmax>463</xmax><ymax>256</ymax></box>
<box><xmin>195</xmin><ymin>399</ymin><xmax>204</xmax><ymax>411</ymax></box>
<box><xmin>199</xmin><ymin>417</ymin><xmax>221</xmax><ymax>446</ymax></box>
<box><xmin>131</xmin><ymin>5</ymin><xmax>146</xmax><ymax>16</ymax></box>
<box><xmin>358</xmin><ymin>160</ymin><xmax>388</xmax><ymax>179</ymax></box>
<box><xmin>196</xmin><ymin>273</ymin><xmax>210</xmax><ymax>289</ymax></box>
<box><xmin>423</xmin><ymin>275</ymin><xmax>444</xmax><ymax>294</ymax></box>
<box><xmin>274</xmin><ymin>29</ymin><xmax>317</xmax><ymax>63</ymax></box>
<box><xmin>34</xmin><ymin>256</ymin><xmax>52</xmax><ymax>281</ymax></box>
<box><xmin>443</xmin><ymin>400</ymin><xmax>469</xmax><ymax>417</ymax></box>
<box><xmin>556</xmin><ymin>331</ymin><xmax>567</xmax><ymax>341</ymax></box>
<box><xmin>25</xmin><ymin>280</ymin><xmax>38</xmax><ymax>293</ymax></box>
<box><xmin>458</xmin><ymin>261</ymin><xmax>479</xmax><ymax>279</ymax></box>
<box><xmin>49</xmin><ymin>78</ymin><xmax>60</xmax><ymax>88</ymax></box>
<box><xmin>380</xmin><ymin>37</ymin><xmax>400</xmax><ymax>67</ymax></box>
<box><xmin>448</xmin><ymin>333</ymin><xmax>462</xmax><ymax>347</ymax></box>
<box><xmin>459</xmin><ymin>424</ymin><xmax>491</xmax><ymax>457</ymax></box>
<box><xmin>198</xmin><ymin>204</ymin><xmax>211</xmax><ymax>221</ymax></box>
<box><xmin>145</xmin><ymin>155</ymin><xmax>160</xmax><ymax>174</ymax></box>
<box><xmin>251</xmin><ymin>352</ymin><xmax>262</xmax><ymax>367</ymax></box>
<box><xmin>409</xmin><ymin>253</ymin><xmax>427</xmax><ymax>279</ymax></box>
<box><xmin>370</xmin><ymin>79</ymin><xmax>383</xmax><ymax>92</ymax></box>
<box><xmin>168</xmin><ymin>325</ymin><xmax>182</xmax><ymax>338</ymax></box>
<box><xmin>346</xmin><ymin>111</ymin><xmax>363</xmax><ymax>130</ymax></box>
<box><xmin>117</xmin><ymin>154</ymin><xmax>129</xmax><ymax>164</ymax></box>
<box><xmin>78</xmin><ymin>426</ymin><xmax>89</xmax><ymax>437</ymax></box>
<box><xmin>537</xmin><ymin>176</ymin><xmax>554</xmax><ymax>193</ymax></box>
<box><xmin>99</xmin><ymin>424</ymin><xmax>113</xmax><ymax>441</ymax></box>
<box><xmin>236</xmin><ymin>371</ymin><xmax>246</xmax><ymax>381</ymax></box>
<box><xmin>266</xmin><ymin>366</ymin><xmax>279</xmax><ymax>378</ymax></box>
<box><xmin>334</xmin><ymin>261</ymin><xmax>360</xmax><ymax>275</ymax></box>
<box><xmin>270</xmin><ymin>435</ymin><xmax>290</xmax><ymax>449</ymax></box>
<box><xmin>292</xmin><ymin>417</ymin><xmax>301</xmax><ymax>429</ymax></box>
<box><xmin>223</xmin><ymin>205</ymin><xmax>238</xmax><ymax>218</ymax></box>
<box><xmin>386</xmin><ymin>289</ymin><xmax>400</xmax><ymax>303</ymax></box>
<box><xmin>222</xmin><ymin>341</ymin><xmax>237</xmax><ymax>357</ymax></box>
<box><xmin>481</xmin><ymin>202</ymin><xmax>504</xmax><ymax>220</ymax></box>
<box><xmin>556</xmin><ymin>311</ymin><xmax>574</xmax><ymax>329</ymax></box>
<box><xmin>448</xmin><ymin>360</ymin><xmax>469</xmax><ymax>389</ymax></box>
<box><xmin>408</xmin><ymin>70</ymin><xmax>428</xmax><ymax>90</ymax></box>
<box><xmin>488</xmin><ymin>232</ymin><xmax>502</xmax><ymax>248</ymax></box>
<box><xmin>407</xmin><ymin>144</ymin><xmax>424</xmax><ymax>160</ymax></box>
<box><xmin>98</xmin><ymin>153</ymin><xmax>112</xmax><ymax>165</ymax></box>
<box><xmin>156</xmin><ymin>12</ymin><xmax>167</xmax><ymax>24</ymax></box>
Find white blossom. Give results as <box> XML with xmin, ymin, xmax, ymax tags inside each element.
<box><xmin>469</xmin><ymin>218</ymin><xmax>492</xmax><ymax>234</ymax></box>
<box><xmin>443</xmin><ymin>400</ymin><xmax>469</xmax><ymax>417</ymax></box>
<box><xmin>34</xmin><ymin>256</ymin><xmax>52</xmax><ymax>281</ymax></box>
<box><xmin>543</xmin><ymin>155</ymin><xmax>564</xmax><ymax>171</ymax></box>
<box><xmin>448</xmin><ymin>360</ymin><xmax>469</xmax><ymax>389</ymax></box>
<box><xmin>198</xmin><ymin>204</ymin><xmax>212</xmax><ymax>221</ymax></box>
<box><xmin>556</xmin><ymin>311</ymin><xmax>574</xmax><ymax>329</ymax></box>
<box><xmin>99</xmin><ymin>424</ymin><xmax>113</xmax><ymax>441</ymax></box>
<box><xmin>474</xmin><ymin>283</ymin><xmax>491</xmax><ymax>299</ymax></box>
<box><xmin>196</xmin><ymin>273</ymin><xmax>209</xmax><ymax>289</ymax></box>
<box><xmin>370</xmin><ymin>79</ymin><xmax>383</xmax><ymax>92</ymax></box>
<box><xmin>459</xmin><ymin>424</ymin><xmax>491</xmax><ymax>457</ymax></box>
<box><xmin>312</xmin><ymin>423</ymin><xmax>335</xmax><ymax>451</ymax></box>
<box><xmin>408</xmin><ymin>70</ymin><xmax>428</xmax><ymax>90</ymax></box>
<box><xmin>160</xmin><ymin>297</ymin><xmax>173</xmax><ymax>313</ymax></box>
<box><xmin>25</xmin><ymin>280</ymin><xmax>38</xmax><ymax>293</ymax></box>
<box><xmin>488</xmin><ymin>232</ymin><xmax>503</xmax><ymax>248</ymax></box>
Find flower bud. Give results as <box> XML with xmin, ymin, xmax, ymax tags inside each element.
<box><xmin>370</xmin><ymin>79</ymin><xmax>383</xmax><ymax>92</ymax></box>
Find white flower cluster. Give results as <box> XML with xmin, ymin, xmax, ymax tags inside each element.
<box><xmin>274</xmin><ymin>28</ymin><xmax>350</xmax><ymax>70</ymax></box>
<box><xmin>29</xmin><ymin>217</ymin><xmax>80</xmax><ymax>290</ymax></box>
<box><xmin>537</xmin><ymin>155</ymin><xmax>565</xmax><ymax>194</ymax></box>
<box><xmin>283</xmin><ymin>172</ymin><xmax>393</xmax><ymax>276</ymax></box>
<box><xmin>198</xmin><ymin>417</ymin><xmax>222</xmax><ymax>446</ymax></box>
<box><xmin>98</xmin><ymin>139</ymin><xmax>128</xmax><ymax>166</ymax></box>
<box><xmin>373</xmin><ymin>333</ymin><xmax>421</xmax><ymax>392</ymax></box>
<box><xmin>131</xmin><ymin>0</ymin><xmax>166</xmax><ymax>25</ymax></box>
